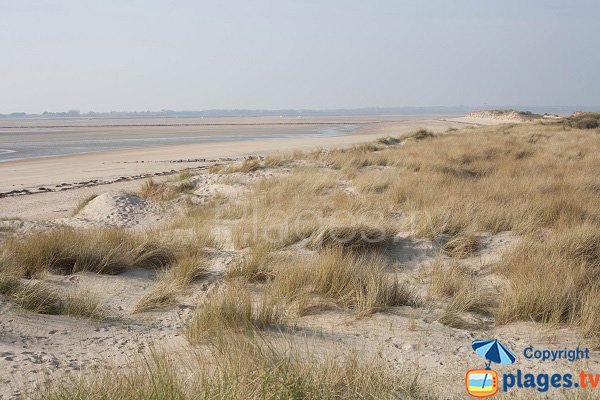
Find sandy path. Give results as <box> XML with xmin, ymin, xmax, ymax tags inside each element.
<box><xmin>0</xmin><ymin>119</ymin><xmax>471</xmax><ymax>219</ymax></box>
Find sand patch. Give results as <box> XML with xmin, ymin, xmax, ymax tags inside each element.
<box><xmin>61</xmin><ymin>192</ymin><xmax>165</xmax><ymax>228</ymax></box>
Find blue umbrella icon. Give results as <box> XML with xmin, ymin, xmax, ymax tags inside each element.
<box><xmin>472</xmin><ymin>339</ymin><xmax>516</xmax><ymax>369</ymax></box>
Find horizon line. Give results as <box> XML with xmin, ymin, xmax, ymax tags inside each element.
<box><xmin>1</xmin><ymin>104</ymin><xmax>599</xmax><ymax>117</ymax></box>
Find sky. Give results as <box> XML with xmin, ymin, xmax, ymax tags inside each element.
<box><xmin>1</xmin><ymin>0</ymin><xmax>599</xmax><ymax>113</ymax></box>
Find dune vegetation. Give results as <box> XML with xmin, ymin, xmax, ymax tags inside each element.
<box><xmin>0</xmin><ymin>276</ymin><xmax>105</xmax><ymax>319</ymax></box>
<box><xmin>0</xmin><ymin>228</ymin><xmax>174</xmax><ymax>277</ymax></box>
<box><xmin>220</xmin><ymin>117</ymin><xmax>600</xmax><ymax>338</ymax></box>
<box><xmin>40</xmin><ymin>335</ymin><xmax>430</xmax><ymax>400</ymax></box>
<box><xmin>2</xmin><ymin>115</ymin><xmax>600</xmax><ymax>398</ymax></box>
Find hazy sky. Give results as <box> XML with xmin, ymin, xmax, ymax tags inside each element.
<box><xmin>1</xmin><ymin>0</ymin><xmax>599</xmax><ymax>113</ymax></box>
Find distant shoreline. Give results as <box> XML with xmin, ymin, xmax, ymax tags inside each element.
<box><xmin>0</xmin><ymin>117</ymin><xmax>475</xmax><ymax>218</ymax></box>
<box><xmin>0</xmin><ymin>121</ymin><xmax>378</xmax><ymax>130</ymax></box>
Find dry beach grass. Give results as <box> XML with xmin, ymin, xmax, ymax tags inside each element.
<box><xmin>2</xmin><ymin>114</ymin><xmax>600</xmax><ymax>398</ymax></box>
<box><xmin>40</xmin><ymin>335</ymin><xmax>430</xmax><ymax>400</ymax></box>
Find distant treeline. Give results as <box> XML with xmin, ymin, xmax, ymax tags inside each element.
<box><xmin>1</xmin><ymin>106</ymin><xmax>597</xmax><ymax>119</ymax></box>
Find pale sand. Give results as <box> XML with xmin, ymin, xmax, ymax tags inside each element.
<box><xmin>0</xmin><ymin>118</ymin><xmax>470</xmax><ymax>220</ymax></box>
<box><xmin>2</xmin><ymin>118</ymin><xmax>598</xmax><ymax>399</ymax></box>
<box><xmin>2</xmin><ymin>167</ymin><xmax>597</xmax><ymax>399</ymax></box>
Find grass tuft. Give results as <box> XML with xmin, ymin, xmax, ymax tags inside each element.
<box><xmin>71</xmin><ymin>194</ymin><xmax>98</xmax><ymax>216</ymax></box>
<box><xmin>219</xmin><ymin>159</ymin><xmax>263</xmax><ymax>174</ymax></box>
<box><xmin>134</xmin><ymin>251</ymin><xmax>210</xmax><ymax>313</ymax></box>
<box><xmin>187</xmin><ymin>284</ymin><xmax>283</xmax><ymax>343</ymax></box>
<box><xmin>441</xmin><ymin>233</ymin><xmax>478</xmax><ymax>258</ymax></box>
<box><xmin>377</xmin><ymin>136</ymin><xmax>402</xmax><ymax>146</ymax></box>
<box><xmin>0</xmin><ymin>277</ymin><xmax>105</xmax><ymax>319</ymax></box>
<box><xmin>308</xmin><ymin>223</ymin><xmax>396</xmax><ymax>251</ymax></box>
<box><xmin>0</xmin><ymin>228</ymin><xmax>175</xmax><ymax>277</ymax></box>
<box><xmin>271</xmin><ymin>247</ymin><xmax>420</xmax><ymax>316</ymax></box>
<box><xmin>429</xmin><ymin>260</ymin><xmax>494</xmax><ymax>328</ymax></box>
<box><xmin>226</xmin><ymin>241</ymin><xmax>275</xmax><ymax>282</ymax></box>
<box><xmin>139</xmin><ymin>178</ymin><xmax>195</xmax><ymax>201</ymax></box>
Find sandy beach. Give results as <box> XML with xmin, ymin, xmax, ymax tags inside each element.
<box><xmin>1</xmin><ymin>113</ymin><xmax>600</xmax><ymax>399</ymax></box>
<box><xmin>0</xmin><ymin>117</ymin><xmax>467</xmax><ymax>219</ymax></box>
<box><xmin>2</xmin><ymin>1</ymin><xmax>598</xmax><ymax>398</ymax></box>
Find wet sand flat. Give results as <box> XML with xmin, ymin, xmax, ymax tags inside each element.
<box><xmin>0</xmin><ymin>120</ymin><xmax>363</xmax><ymax>163</ymax></box>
